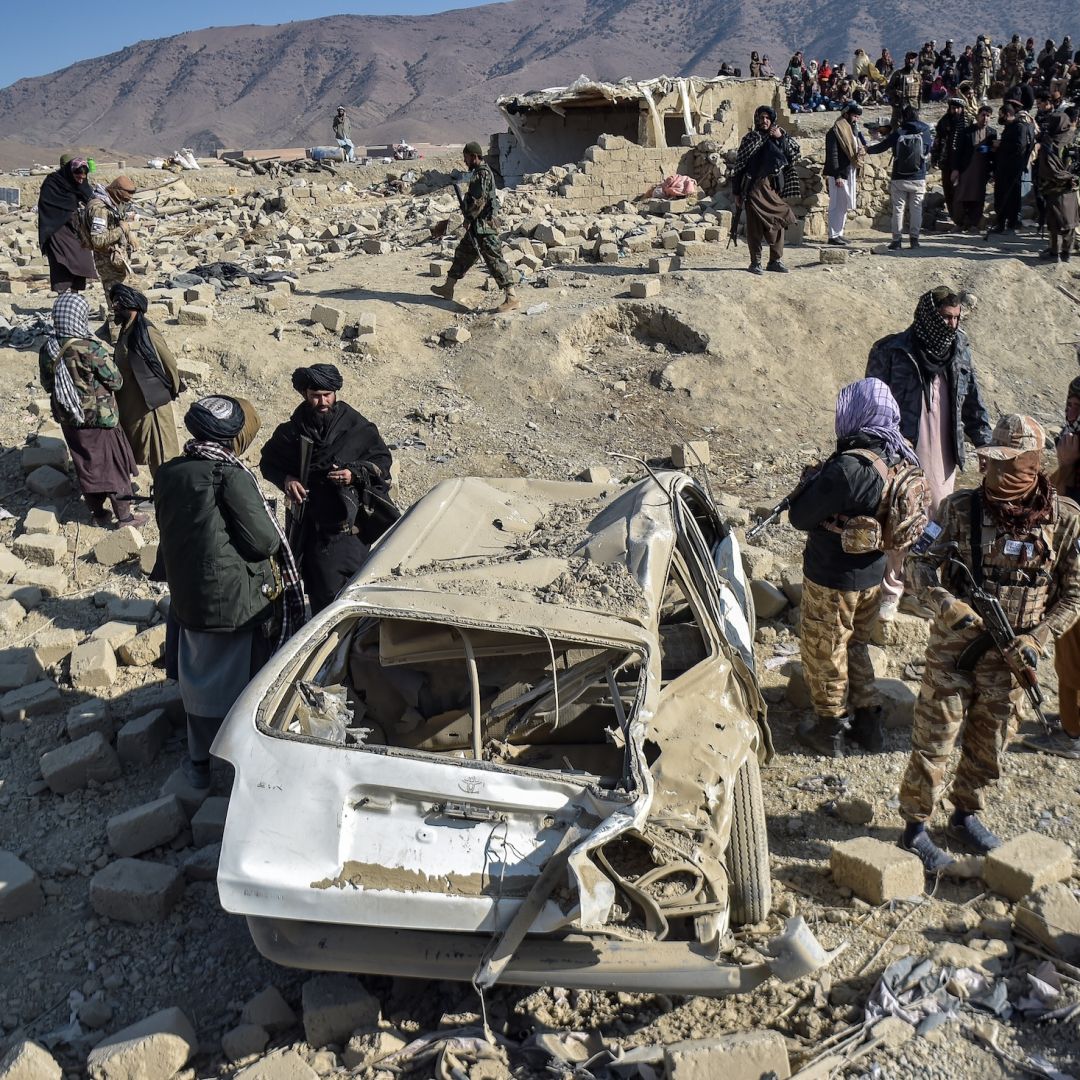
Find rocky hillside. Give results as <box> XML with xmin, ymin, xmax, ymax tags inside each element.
<box><xmin>0</xmin><ymin>0</ymin><xmax>1075</xmax><ymax>157</ymax></box>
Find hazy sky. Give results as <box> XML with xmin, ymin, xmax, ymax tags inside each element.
<box><xmin>3</xmin><ymin>1</ymin><xmax>504</xmax><ymax>85</ymax></box>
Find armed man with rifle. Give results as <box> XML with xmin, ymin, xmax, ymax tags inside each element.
<box><xmin>431</xmin><ymin>141</ymin><xmax>518</xmax><ymax>312</ymax></box>
<box><xmin>260</xmin><ymin>364</ymin><xmax>395</xmax><ymax>613</ymax></box>
<box><xmin>899</xmin><ymin>415</ymin><xmax>1080</xmax><ymax>873</ymax></box>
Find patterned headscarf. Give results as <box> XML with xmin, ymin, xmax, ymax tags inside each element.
<box><xmin>45</xmin><ymin>293</ymin><xmax>92</xmax><ymax>424</ymax></box>
<box><xmin>835</xmin><ymin>377</ymin><xmax>920</xmax><ymax>464</ymax></box>
<box><xmin>912</xmin><ymin>286</ymin><xmax>960</xmax><ymax>364</ymax></box>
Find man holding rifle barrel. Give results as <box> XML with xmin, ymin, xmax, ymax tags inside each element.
<box><xmin>899</xmin><ymin>414</ymin><xmax>1080</xmax><ymax>872</ymax></box>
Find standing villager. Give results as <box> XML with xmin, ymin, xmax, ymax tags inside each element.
<box><xmin>155</xmin><ymin>396</ymin><xmax>304</xmax><ymax>789</ymax></box>
<box><xmin>866</xmin><ymin>286</ymin><xmax>993</xmax><ymax>620</ymax></box>
<box><xmin>333</xmin><ymin>107</ymin><xmax>356</xmax><ymax>162</ymax></box>
<box><xmin>431</xmin><ymin>142</ymin><xmax>518</xmax><ymax>312</ymax></box>
<box><xmin>933</xmin><ymin>98</ymin><xmax>968</xmax><ymax>224</ymax></box>
<box><xmin>38</xmin><ymin>293</ymin><xmax>143</xmax><ymax>528</ymax></box>
<box><xmin>749</xmin><ymin>52</ymin><xmax>762</xmax><ymax>77</ymax></box>
<box><xmin>260</xmin><ymin>364</ymin><xmax>395</xmax><ymax>614</ymax></box>
<box><xmin>867</xmin><ymin>105</ymin><xmax>934</xmax><ymax>250</ymax></box>
<box><xmin>823</xmin><ymin>103</ymin><xmax>867</xmax><ymax>246</ymax></box>
<box><xmin>109</xmin><ymin>284</ymin><xmax>182</xmax><ymax>478</ymax></box>
<box><xmin>86</xmin><ymin>176</ymin><xmax>139</xmax><ymax>292</ymax></box>
<box><xmin>973</xmin><ymin>35</ymin><xmax>994</xmax><ymax>98</ymax></box>
<box><xmin>951</xmin><ymin>104</ymin><xmax>997</xmax><ymax>230</ymax></box>
<box><xmin>36</xmin><ymin>156</ymin><xmax>97</xmax><ymax>293</ymax></box>
<box><xmin>790</xmin><ymin>378</ymin><xmax>924</xmax><ymax>757</ymax></box>
<box><xmin>990</xmin><ymin>103</ymin><xmax>1036</xmax><ymax>232</ymax></box>
<box><xmin>898</xmin><ymin>415</ymin><xmax>1080</xmax><ymax>871</ymax></box>
<box><xmin>1034</xmin><ymin>96</ymin><xmax>1079</xmax><ymax>262</ymax></box>
<box><xmin>731</xmin><ymin>105</ymin><xmax>800</xmax><ymax>275</ymax></box>
<box><xmin>888</xmin><ymin>52</ymin><xmax>922</xmax><ymax>130</ymax></box>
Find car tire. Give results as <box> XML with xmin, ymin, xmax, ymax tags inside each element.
<box><xmin>726</xmin><ymin>752</ymin><xmax>772</xmax><ymax>926</ymax></box>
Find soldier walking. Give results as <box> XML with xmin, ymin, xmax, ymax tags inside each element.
<box><xmin>898</xmin><ymin>415</ymin><xmax>1080</xmax><ymax>872</ymax></box>
<box><xmin>431</xmin><ymin>141</ymin><xmax>518</xmax><ymax>312</ymax></box>
<box><xmin>85</xmin><ymin>176</ymin><xmax>139</xmax><ymax>293</ymax></box>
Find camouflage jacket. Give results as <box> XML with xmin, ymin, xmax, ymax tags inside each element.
<box><xmin>38</xmin><ymin>337</ymin><xmax>123</xmax><ymax>429</ymax></box>
<box><xmin>460</xmin><ymin>162</ymin><xmax>499</xmax><ymax>236</ymax></box>
<box><xmin>888</xmin><ymin>67</ymin><xmax>921</xmax><ymax>108</ymax></box>
<box><xmin>86</xmin><ymin>194</ymin><xmax>128</xmax><ymax>253</ymax></box>
<box><xmin>909</xmin><ymin>484</ymin><xmax>1080</xmax><ymax>643</ymax></box>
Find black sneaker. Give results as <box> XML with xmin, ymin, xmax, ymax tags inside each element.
<box><xmin>747</xmin><ymin>263</ymin><xmax>763</xmax><ymax>275</ymax></box>
<box><xmin>887</xmin><ymin>239</ymin><xmax>902</xmax><ymax>250</ymax></box>
<box><xmin>902</xmin><ymin>827</ymin><xmax>955</xmax><ymax>873</ymax></box>
<box><xmin>946</xmin><ymin>812</ymin><xmax>1002</xmax><ymax>854</ymax></box>
<box><xmin>828</xmin><ymin>237</ymin><xmax>849</xmax><ymax>246</ymax></box>
<box><xmin>796</xmin><ymin>715</ymin><xmax>848</xmax><ymax>758</ymax></box>
<box><xmin>765</xmin><ymin>259</ymin><xmax>790</xmax><ymax>273</ymax></box>
<box><xmin>909</xmin><ymin>237</ymin><xmax>921</xmax><ymax>249</ymax></box>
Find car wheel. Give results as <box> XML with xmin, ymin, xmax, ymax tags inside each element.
<box><xmin>726</xmin><ymin>753</ymin><xmax>772</xmax><ymax>926</ymax></box>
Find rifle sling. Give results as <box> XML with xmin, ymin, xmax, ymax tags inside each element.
<box><xmin>955</xmin><ymin>629</ymin><xmax>994</xmax><ymax>672</ymax></box>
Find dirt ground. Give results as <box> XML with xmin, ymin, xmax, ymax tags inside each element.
<box><xmin>2</xmin><ymin>161</ymin><xmax>1080</xmax><ymax>1079</ymax></box>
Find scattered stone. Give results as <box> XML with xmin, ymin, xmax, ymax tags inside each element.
<box><xmin>67</xmin><ymin>701</ymin><xmax>112</xmax><ymax>741</ymax></box>
<box><xmin>255</xmin><ymin>293</ymin><xmax>288</xmax><ymax>315</ymax></box>
<box><xmin>177</xmin><ymin>304</ymin><xmax>214</xmax><ymax>326</ymax></box>
<box><xmin>117</xmin><ymin>624</ymin><xmax>168</xmax><ymax>667</ymax></box>
<box><xmin>0</xmin><ymin>583</ymin><xmax>42</xmax><ymax>609</ymax></box>
<box><xmin>819</xmin><ymin>247</ymin><xmax>849</xmax><ymax>265</ymax></box>
<box><xmin>138</xmin><ymin>543</ymin><xmax>159</xmax><ymax>576</ymax></box>
<box><xmin>784</xmin><ymin>663</ymin><xmax>812</xmax><ymax>709</ymax></box>
<box><xmin>0</xmin><ymin>851</ymin><xmax>44</xmax><ymax>921</ymax></box>
<box><xmin>780</xmin><ymin>565</ymin><xmax>804</xmax><ymax>606</ymax></box>
<box><xmin>342</xmin><ymin>1029</ymin><xmax>407</xmax><ymax>1070</ymax></box>
<box><xmin>89</xmin><ymin>859</ymin><xmax>185</xmax><ymax>923</ymax></box>
<box><xmin>301</xmin><ymin>974</ymin><xmax>381</xmax><ymax>1047</ymax></box>
<box><xmin>871</xmin><ymin>611</ymin><xmax>929</xmax><ymax>650</ymax></box>
<box><xmin>0</xmin><ymin>650</ymin><xmax>43</xmax><ymax>692</ymax></box>
<box><xmin>11</xmin><ymin>533</ymin><xmax>67</xmax><ymax>567</ymax></box>
<box><xmin>93</xmin><ymin>526</ymin><xmax>144</xmax><ymax>567</ymax></box>
<box><xmin>86</xmin><ymin>1006</ymin><xmax>196</xmax><ymax>1080</ymax></box>
<box><xmin>0</xmin><ymin>546</ymin><xmax>28</xmax><ymax>583</ymax></box>
<box><xmin>191</xmin><ymin>796</ymin><xmax>229</xmax><ymax>846</ymax></box>
<box><xmin>34</xmin><ymin>628</ymin><xmax>80</xmax><ymax>667</ymax></box>
<box><xmin>871</xmin><ymin>1016</ymin><xmax>912</xmax><ymax>1048</ymax></box>
<box><xmin>182</xmin><ymin>843</ymin><xmax>221</xmax><ymax>882</ymax></box>
<box><xmin>69</xmin><ymin>639</ymin><xmax>119</xmax><ymax>690</ymax></box>
<box><xmin>671</xmin><ymin>440</ymin><xmax>710</xmax><ymax>468</ymax></box>
<box><xmin>356</xmin><ymin>311</ymin><xmax>377</xmax><ymax>336</ymax></box>
<box><xmin>22</xmin><ymin>507</ymin><xmax>60</xmax><ymax>535</ymax></box>
<box><xmin>107</xmin><ymin>795</ymin><xmax>188</xmax><ymax>857</ymax></box>
<box><xmin>877</xmin><ymin>678</ymin><xmax>917</xmax><ymax>728</ymax></box>
<box><xmin>834</xmin><ymin>797</ymin><xmax>875</xmax><ymax>826</ymax></box>
<box><xmin>664</xmin><ymin>1030</ymin><xmax>790</xmax><ymax>1080</ymax></box>
<box><xmin>235</xmin><ymin>1051</ymin><xmax>317</xmax><ymax>1080</ymax></box>
<box><xmin>0</xmin><ymin>1041</ymin><xmax>62</xmax><ymax>1080</ymax></box>
<box><xmin>310</xmin><ymin>304</ymin><xmax>346</xmax><ymax>333</ymax></box>
<box><xmin>0</xmin><ymin>680</ymin><xmax>61</xmax><ymax>722</ymax></box>
<box><xmin>160</xmin><ymin>767</ymin><xmax>211</xmax><ymax>817</ymax></box>
<box><xmin>183</xmin><ymin>283</ymin><xmax>216</xmax><ymax>305</ymax></box>
<box><xmin>830</xmin><ymin>836</ymin><xmax>924</xmax><ymax>904</ymax></box>
<box><xmin>630</xmin><ymin>279</ymin><xmax>658</xmax><ymax>298</ymax></box>
<box><xmin>241</xmin><ymin>986</ymin><xmax>297</xmax><ymax>1034</ymax></box>
<box><xmin>40</xmin><ymin>731</ymin><xmax>122</xmax><ymax>793</ymax></box>
<box><xmin>104</xmin><ymin>596</ymin><xmax>157</xmax><ymax>622</ymax></box>
<box><xmin>1014</xmin><ymin>883</ymin><xmax>1080</xmax><ymax>962</ymax></box>
<box><xmin>222</xmin><ymin>1024</ymin><xmax>269</xmax><ymax>1063</ymax></box>
<box><xmin>25</xmin><ymin>466</ymin><xmax>72</xmax><ymax>499</ymax></box>
<box><xmin>90</xmin><ymin>621</ymin><xmax>140</xmax><ymax>651</ymax></box>
<box><xmin>983</xmin><ymin>832</ymin><xmax>1074</xmax><ymax>901</ymax></box>
<box><xmin>441</xmin><ymin>326</ymin><xmax>471</xmax><ymax>344</ymax></box>
<box><xmin>13</xmin><ymin>566</ymin><xmax>69</xmax><ymax>597</ymax></box>
<box><xmin>576</xmin><ymin>465</ymin><xmax>611</xmax><ymax>484</ymax></box>
<box><xmin>750</xmin><ymin>579</ymin><xmax>788</xmax><ymax>619</ymax></box>
<box><xmin>77</xmin><ymin>999</ymin><xmax>114</xmax><ymax>1031</ymax></box>
<box><xmin>740</xmin><ymin>544</ymin><xmax>774</xmax><ymax>580</ymax></box>
<box><xmin>0</xmin><ymin>598</ymin><xmax>26</xmax><ymax>631</ymax></box>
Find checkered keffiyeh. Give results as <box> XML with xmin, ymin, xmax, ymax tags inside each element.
<box><xmin>45</xmin><ymin>292</ymin><xmax>91</xmax><ymax>424</ymax></box>
<box><xmin>182</xmin><ymin>438</ymin><xmax>307</xmax><ymax>649</ymax></box>
<box><xmin>835</xmin><ymin>377</ymin><xmax>920</xmax><ymax>464</ymax></box>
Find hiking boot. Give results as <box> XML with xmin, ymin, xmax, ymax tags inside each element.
<box><xmin>902</xmin><ymin>826</ymin><xmax>955</xmax><ymax>873</ymax></box>
<box><xmin>849</xmin><ymin>705</ymin><xmax>885</xmax><ymax>752</ymax></box>
<box><xmin>747</xmin><ymin>263</ymin><xmax>763</xmax><ymax>275</ymax></box>
<box><xmin>431</xmin><ymin>280</ymin><xmax>457</xmax><ymax>300</ymax></box>
<box><xmin>887</xmin><ymin>239</ymin><xmax>902</xmax><ymax>251</ymax></box>
<box><xmin>765</xmin><ymin>259</ymin><xmax>789</xmax><ymax>273</ymax></box>
<box><xmin>946</xmin><ymin>811</ymin><xmax>1003</xmax><ymax>854</ymax></box>
<box><xmin>909</xmin><ymin>237</ymin><xmax>921</xmax><ymax>249</ymax></box>
<box><xmin>496</xmin><ymin>287</ymin><xmax>519</xmax><ymax>313</ymax></box>
<box><xmin>828</xmin><ymin>236</ymin><xmax>849</xmax><ymax>246</ymax></box>
<box><xmin>182</xmin><ymin>757</ymin><xmax>212</xmax><ymax>791</ymax></box>
<box><xmin>796</xmin><ymin>715</ymin><xmax>849</xmax><ymax>758</ymax></box>
<box><xmin>1019</xmin><ymin>727</ymin><xmax>1080</xmax><ymax>759</ymax></box>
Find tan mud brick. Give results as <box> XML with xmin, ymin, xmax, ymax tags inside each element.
<box><xmin>90</xmin><ymin>621</ymin><xmax>139</xmax><ymax>651</ymax></box>
<box><xmin>676</xmin><ymin>241</ymin><xmax>710</xmax><ymax>258</ymax></box>
<box><xmin>116</xmin><ymin>709</ymin><xmax>169</xmax><ymax>765</ymax></box>
<box><xmin>703</xmin><ymin>226</ymin><xmax>723</xmax><ymax>241</ymax></box>
<box><xmin>177</xmin><ymin>304</ymin><xmax>213</xmax><ymax>326</ymax></box>
<box><xmin>12</xmin><ymin>533</ymin><xmax>67</xmax><ymax>567</ymax></box>
<box><xmin>182</xmin><ymin>843</ymin><xmax>221</xmax><ymax>882</ymax></box>
<box><xmin>301</xmin><ymin>974</ymin><xmax>381</xmax><ymax>1047</ymax></box>
<box><xmin>671</xmin><ymin>440</ymin><xmax>710</xmax><ymax>468</ymax></box>
<box><xmin>255</xmin><ymin>292</ymin><xmax>288</xmax><ymax>314</ymax></box>
<box><xmin>0</xmin><ymin>679</ymin><xmax>61</xmax><ymax>722</ymax></box>
<box><xmin>20</xmin><ymin>439</ymin><xmax>68</xmax><ymax>474</ymax></box>
<box><xmin>649</xmin><ymin>256</ymin><xmax>675</xmax><ymax>275</ymax></box>
<box><xmin>0</xmin><ymin>545</ymin><xmax>27</xmax><ymax>583</ymax></box>
<box><xmin>0</xmin><ymin>851</ymin><xmax>44</xmax><ymax>921</ymax></box>
<box><xmin>191</xmin><ymin>796</ymin><xmax>229</xmax><ymax>847</ymax></box>
<box><xmin>69</xmin><ymin>639</ymin><xmax>118</xmax><ymax>690</ymax></box>
<box><xmin>138</xmin><ymin>543</ymin><xmax>159</xmax><ymax>576</ymax></box>
<box><xmin>441</xmin><ymin>326</ymin><xmax>471</xmax><ymax>344</ymax></box>
<box><xmin>664</xmin><ymin>1030</ymin><xmax>791</xmax><ymax>1080</ymax></box>
<box><xmin>117</xmin><ymin>623</ymin><xmax>167</xmax><ymax>667</ymax></box>
<box><xmin>1014</xmin><ymin>883</ymin><xmax>1080</xmax><ymax>962</ymax></box>
<box><xmin>86</xmin><ymin>1005</ymin><xmax>195</xmax><ymax>1079</ymax></box>
<box><xmin>0</xmin><ymin>1041</ymin><xmax>61</xmax><ymax>1080</ymax></box>
<box><xmin>831</xmin><ymin>836</ymin><xmax>924</xmax><ymax>904</ymax></box>
<box><xmin>25</xmin><ymin>466</ymin><xmax>71</xmax><ymax>499</ymax></box>
<box><xmin>820</xmin><ymin>247</ymin><xmax>849</xmax><ymax>264</ymax></box>
<box><xmin>33</xmin><ymin>628</ymin><xmax>80</xmax><ymax>667</ymax></box>
<box><xmin>751</xmin><ymin>579</ymin><xmax>788</xmax><ymax>619</ymax></box>
<box><xmin>630</xmin><ymin>279</ymin><xmax>658</xmax><ymax>298</ymax></box>
<box><xmin>356</xmin><ymin>311</ymin><xmax>377</xmax><ymax>336</ymax></box>
<box><xmin>0</xmin><ymin>598</ymin><xmax>26</xmax><ymax>631</ymax></box>
<box><xmin>429</xmin><ymin>260</ymin><xmax>451</xmax><ymax>277</ymax></box>
<box><xmin>534</xmin><ymin>223</ymin><xmax>566</xmax><ymax>247</ymax></box>
<box><xmin>67</xmin><ymin>701</ymin><xmax>113</xmax><ymax>741</ymax></box>
<box><xmin>0</xmin><ymin>650</ymin><xmax>43</xmax><ymax>692</ymax></box>
<box><xmin>235</xmin><ymin>1051</ymin><xmax>317</xmax><ymax>1080</ymax></box>
<box><xmin>878</xmin><ymin>678</ymin><xmax>917</xmax><ymax>728</ymax></box>
<box><xmin>241</xmin><ymin>986</ymin><xmax>297</xmax><ymax>1034</ymax></box>
<box><xmin>160</xmin><ymin>766</ymin><xmax>210</xmax><ymax>817</ymax></box>
<box><xmin>984</xmin><ymin>832</ymin><xmax>1074</xmax><ymax>901</ymax></box>
<box><xmin>89</xmin><ymin>859</ymin><xmax>184</xmax><ymax>925</ymax></box>
<box><xmin>221</xmin><ymin>1024</ymin><xmax>269</xmax><ymax>1063</ymax></box>
<box><xmin>93</xmin><ymin>525</ymin><xmax>144</xmax><ymax>567</ymax></box>
<box><xmin>21</xmin><ymin>508</ymin><xmax>60</xmax><ymax>537</ymax></box>
<box><xmin>740</xmin><ymin>544</ymin><xmax>774</xmax><ymax>580</ymax></box>
<box><xmin>595</xmin><ymin>242</ymin><xmax>619</xmax><ymax>263</ymax></box>
<box><xmin>310</xmin><ymin>303</ymin><xmax>346</xmax><ymax>332</ymax></box>
<box><xmin>107</xmin><ymin>795</ymin><xmax>188</xmax><ymax>857</ymax></box>
<box><xmin>871</xmin><ymin>611</ymin><xmax>930</xmax><ymax>649</ymax></box>
<box><xmin>41</xmin><ymin>732</ymin><xmax>121</xmax><ymax>793</ymax></box>
<box><xmin>103</xmin><ymin>596</ymin><xmax>157</xmax><ymax>622</ymax></box>
<box><xmin>13</xmin><ymin>566</ymin><xmax>68</xmax><ymax>597</ymax></box>
<box><xmin>183</xmin><ymin>283</ymin><xmax>216</xmax><ymax>304</ymax></box>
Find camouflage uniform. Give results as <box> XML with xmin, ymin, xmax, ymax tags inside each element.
<box><xmin>447</xmin><ymin>162</ymin><xmax>513</xmax><ymax>289</ymax></box>
<box><xmin>899</xmin><ymin>486</ymin><xmax>1080</xmax><ymax>822</ymax></box>
<box><xmin>999</xmin><ymin>41</ymin><xmax>1025</xmax><ymax>88</ymax></box>
<box><xmin>888</xmin><ymin>65</ymin><xmax>921</xmax><ymax>128</ymax></box>
<box><xmin>86</xmin><ymin>195</ymin><xmax>134</xmax><ymax>293</ymax></box>
<box><xmin>800</xmin><ymin>578</ymin><xmax>881</xmax><ymax>717</ymax></box>
<box><xmin>38</xmin><ymin>338</ymin><xmax>124</xmax><ymax>430</ymax></box>
<box><xmin>973</xmin><ymin>40</ymin><xmax>994</xmax><ymax>98</ymax></box>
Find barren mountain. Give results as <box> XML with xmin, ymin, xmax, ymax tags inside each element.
<box><xmin>0</xmin><ymin>0</ymin><xmax>1075</xmax><ymax>158</ymax></box>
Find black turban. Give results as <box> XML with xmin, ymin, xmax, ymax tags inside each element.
<box><xmin>292</xmin><ymin>364</ymin><xmax>343</xmax><ymax>393</ymax></box>
<box><xmin>110</xmin><ymin>283</ymin><xmax>173</xmax><ymax>395</ymax></box>
<box><xmin>185</xmin><ymin>396</ymin><xmax>245</xmax><ymax>443</ymax></box>
<box><xmin>755</xmin><ymin>105</ymin><xmax>777</xmax><ymax>121</ymax></box>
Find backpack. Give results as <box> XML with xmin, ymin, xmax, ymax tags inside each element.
<box><xmin>893</xmin><ymin>130</ymin><xmax>926</xmax><ymax>178</ymax></box>
<box><xmin>829</xmin><ymin>450</ymin><xmax>931</xmax><ymax>554</ymax></box>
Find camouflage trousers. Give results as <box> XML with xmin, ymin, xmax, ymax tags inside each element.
<box><xmin>94</xmin><ymin>252</ymin><xmax>134</xmax><ymax>297</ymax></box>
<box><xmin>799</xmin><ymin>577</ymin><xmax>881</xmax><ymax>719</ymax></box>
<box><xmin>448</xmin><ymin>229</ymin><xmax>514</xmax><ymax>290</ymax></box>
<box><xmin>899</xmin><ymin>622</ymin><xmax>1023</xmax><ymax>822</ymax></box>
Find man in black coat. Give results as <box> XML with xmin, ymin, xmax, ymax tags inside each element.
<box><xmin>933</xmin><ymin>98</ymin><xmax>967</xmax><ymax>224</ymax></box>
<box><xmin>823</xmin><ymin>103</ymin><xmax>867</xmax><ymax>246</ymax></box>
<box><xmin>991</xmin><ymin>103</ymin><xmax>1036</xmax><ymax>232</ymax></box>
<box><xmin>260</xmin><ymin>364</ymin><xmax>394</xmax><ymax>613</ymax></box>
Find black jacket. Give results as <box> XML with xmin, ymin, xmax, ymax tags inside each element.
<box><xmin>954</xmin><ymin>123</ymin><xmax>997</xmax><ymax>174</ymax></box>
<box><xmin>789</xmin><ymin>435</ymin><xmax>893</xmax><ymax>591</ymax></box>
<box><xmin>994</xmin><ymin>119</ymin><xmax>1036</xmax><ymax>179</ymax></box>
<box><xmin>865</xmin><ymin>327</ymin><xmax>992</xmax><ymax>470</ymax></box>
<box><xmin>823</xmin><ymin>123</ymin><xmax>864</xmax><ymax>178</ymax></box>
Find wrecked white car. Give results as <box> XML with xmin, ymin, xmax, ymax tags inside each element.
<box><xmin>216</xmin><ymin>471</ymin><xmax>833</xmax><ymax>994</ymax></box>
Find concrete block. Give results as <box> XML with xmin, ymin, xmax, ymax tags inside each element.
<box><xmin>703</xmin><ymin>226</ymin><xmax>723</xmax><ymax>241</ymax></box>
<box><xmin>362</xmin><ymin>239</ymin><xmax>390</xmax><ymax>255</ymax></box>
<box><xmin>831</xmin><ymin>836</ymin><xmax>925</xmax><ymax>904</ymax></box>
<box><xmin>22</xmin><ymin>506</ymin><xmax>60</xmax><ymax>535</ymax></box>
<box><xmin>984</xmin><ymin>832</ymin><xmax>1074</xmax><ymax>901</ymax></box>
<box><xmin>429</xmin><ymin>260</ymin><xmax>451</xmax><ymax>278</ymax></box>
<box><xmin>751</xmin><ymin>579</ymin><xmax>788</xmax><ymax>619</ymax></box>
<box><xmin>878</xmin><ymin>678</ymin><xmax>917</xmax><ymax>728</ymax></box>
<box><xmin>241</xmin><ymin>986</ymin><xmax>297</xmax><ymax>1034</ymax></box>
<box><xmin>138</xmin><ymin>543</ymin><xmax>159</xmax><ymax>576</ymax></box>
<box><xmin>630</xmin><ymin>279</ymin><xmax>659</xmax><ymax>298</ymax></box>
<box><xmin>117</xmin><ymin>623</ymin><xmax>168</xmax><ymax>667</ymax></box>
<box><xmin>740</xmin><ymin>544</ymin><xmax>774</xmax><ymax>580</ymax></box>
<box><xmin>0</xmin><ymin>1041</ymin><xmax>62</xmax><ymax>1080</ymax></box>
<box><xmin>871</xmin><ymin>611</ymin><xmax>930</xmax><ymax>649</ymax></box>
<box><xmin>310</xmin><ymin>303</ymin><xmax>346</xmax><ymax>332</ymax></box>
<box><xmin>1014</xmin><ymin>883</ymin><xmax>1080</xmax><ymax>962</ymax></box>
<box><xmin>820</xmin><ymin>247</ymin><xmax>849</xmax><ymax>265</ymax></box>
<box><xmin>69</xmin><ymin>639</ymin><xmax>119</xmax><ymax>690</ymax></box>
<box><xmin>222</xmin><ymin>1024</ymin><xmax>269</xmax><ymax>1063</ymax></box>
<box><xmin>40</xmin><ymin>731</ymin><xmax>122</xmax><ymax>793</ymax></box>
<box><xmin>534</xmin><ymin>223</ymin><xmax>566</xmax><ymax>247</ymax></box>
<box><xmin>160</xmin><ymin>766</ymin><xmax>210</xmax><ymax>817</ymax></box>
<box><xmin>0</xmin><ymin>583</ymin><xmax>42</xmax><ymax>609</ymax></box>
<box><xmin>177</xmin><ymin>304</ymin><xmax>214</xmax><ymax>326</ymax></box>
<box><xmin>301</xmin><ymin>974</ymin><xmax>381</xmax><ymax>1046</ymax></box>
<box><xmin>0</xmin><ymin>679</ymin><xmax>61</xmax><ymax>722</ymax></box>
<box><xmin>182</xmin><ymin>843</ymin><xmax>221</xmax><ymax>882</ymax></box>
<box><xmin>671</xmin><ymin>440</ymin><xmax>710</xmax><ymax>468</ymax></box>
<box><xmin>116</xmin><ymin>709</ymin><xmax>170</xmax><ymax>765</ymax></box>
<box><xmin>34</xmin><ymin>628</ymin><xmax>80</xmax><ymax>668</ymax></box>
<box><xmin>356</xmin><ymin>311</ymin><xmax>377</xmax><ymax>336</ymax></box>
<box><xmin>781</xmin><ymin>565</ymin><xmax>804</xmax><ymax>606</ymax></box>
<box><xmin>576</xmin><ymin>466</ymin><xmax>611</xmax><ymax>484</ymax></box>
<box><xmin>342</xmin><ymin>1030</ymin><xmax>408</xmax><ymax>1070</ymax></box>
<box><xmin>12</xmin><ymin>533</ymin><xmax>67</xmax><ymax>567</ymax></box>
<box><xmin>89</xmin><ymin>859</ymin><xmax>185</xmax><ymax>924</ymax></box>
<box><xmin>0</xmin><ymin>650</ymin><xmax>43</xmax><ymax>692</ymax></box>
<box><xmin>649</xmin><ymin>256</ymin><xmax>674</xmax><ymax>275</ymax></box>
<box><xmin>12</xmin><ymin>566</ymin><xmax>68</xmax><ymax>597</ymax></box>
<box><xmin>183</xmin><ymin>283</ymin><xmax>216</xmax><ymax>304</ymax></box>
<box><xmin>93</xmin><ymin>526</ymin><xmax>144</xmax><ymax>567</ymax></box>
<box><xmin>441</xmin><ymin>326</ymin><xmax>471</xmax><ymax>344</ymax></box>
<box><xmin>235</xmin><ymin>1052</ymin><xmax>317</xmax><ymax>1080</ymax></box>
<box><xmin>0</xmin><ymin>851</ymin><xmax>44</xmax><ymax>921</ymax></box>
<box><xmin>191</xmin><ymin>796</ymin><xmax>229</xmax><ymax>847</ymax></box>
<box><xmin>595</xmin><ymin>242</ymin><xmax>619</xmax><ymax>263</ymax></box>
<box><xmin>784</xmin><ymin>663</ymin><xmax>812</xmax><ymax>709</ymax></box>
<box><xmin>676</xmin><ymin>241</ymin><xmax>710</xmax><ymax>258</ymax></box>
<box><xmin>104</xmin><ymin>596</ymin><xmax>157</xmax><ymax>622</ymax></box>
<box><xmin>664</xmin><ymin>1030</ymin><xmax>790</xmax><ymax>1080</ymax></box>
<box><xmin>21</xmin><ymin>439</ymin><xmax>68</xmax><ymax>475</ymax></box>
<box><xmin>107</xmin><ymin>795</ymin><xmax>188</xmax><ymax>857</ymax></box>
<box><xmin>90</xmin><ymin>621</ymin><xmax>139</xmax><ymax>651</ymax></box>
<box><xmin>0</xmin><ymin>598</ymin><xmax>26</xmax><ymax>631</ymax></box>
<box><xmin>255</xmin><ymin>292</ymin><xmax>288</xmax><ymax>314</ymax></box>
<box><xmin>86</xmin><ymin>1006</ymin><xmax>196</xmax><ymax>1079</ymax></box>
<box><xmin>67</xmin><ymin>701</ymin><xmax>113</xmax><ymax>741</ymax></box>
<box><xmin>0</xmin><ymin>545</ymin><xmax>28</xmax><ymax>583</ymax></box>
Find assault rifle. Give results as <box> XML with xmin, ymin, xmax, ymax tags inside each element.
<box><xmin>285</xmin><ymin>435</ymin><xmax>314</xmax><ymax>552</ymax></box>
<box><xmin>746</xmin><ymin>466</ymin><xmax>820</xmax><ymax>541</ymax></box>
<box><xmin>727</xmin><ymin>173</ymin><xmax>750</xmax><ymax>248</ymax></box>
<box><xmin>451</xmin><ymin>176</ymin><xmax>484</xmax><ymax>261</ymax></box>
